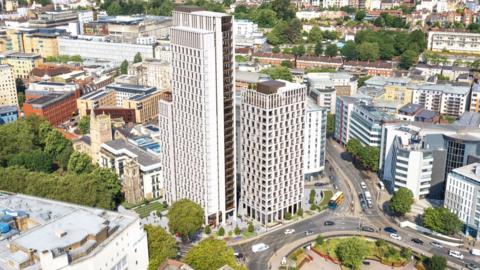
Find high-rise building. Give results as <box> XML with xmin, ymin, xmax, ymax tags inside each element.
<box><xmin>240</xmin><ymin>80</ymin><xmax>305</xmax><ymax>225</ymax></box>
<box><xmin>304</xmin><ymin>97</ymin><xmax>327</xmax><ymax>180</ymax></box>
<box><xmin>0</xmin><ymin>65</ymin><xmax>17</xmax><ymax>106</ymax></box>
<box><xmin>158</xmin><ymin>7</ymin><xmax>235</xmax><ymax>225</ymax></box>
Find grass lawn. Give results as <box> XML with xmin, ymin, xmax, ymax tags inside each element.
<box><xmin>242</xmin><ymin>231</ymin><xmax>257</xmax><ymax>238</ymax></box>
<box><xmin>318</xmin><ymin>190</ymin><xmax>333</xmax><ymax>210</ymax></box>
<box><xmin>134</xmin><ymin>202</ymin><xmax>165</xmax><ymax>218</ymax></box>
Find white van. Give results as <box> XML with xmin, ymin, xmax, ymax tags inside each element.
<box><xmin>449</xmin><ymin>250</ymin><xmax>464</xmax><ymax>260</ymax></box>
<box><xmin>361</xmin><ymin>181</ymin><xmax>367</xmax><ymax>189</ymax></box>
<box><xmin>252</xmin><ymin>243</ymin><xmax>269</xmax><ymax>253</ymax></box>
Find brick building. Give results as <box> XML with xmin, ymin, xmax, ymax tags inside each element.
<box><xmin>23</xmin><ymin>92</ymin><xmax>77</xmax><ymax>126</ymax></box>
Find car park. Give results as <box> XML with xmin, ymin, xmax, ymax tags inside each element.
<box><xmin>361</xmin><ymin>226</ymin><xmax>375</xmax><ymax>232</ymax></box>
<box><xmin>411</xmin><ymin>238</ymin><xmax>424</xmax><ymax>245</ymax></box>
<box><xmin>384</xmin><ymin>227</ymin><xmax>397</xmax><ymax>234</ymax></box>
<box><xmin>251</xmin><ymin>243</ymin><xmax>269</xmax><ymax>253</ymax></box>
<box><xmin>430</xmin><ymin>242</ymin><xmax>443</xmax><ymax>249</ymax></box>
<box><xmin>449</xmin><ymin>250</ymin><xmax>464</xmax><ymax>260</ymax></box>
<box><xmin>284</xmin><ymin>229</ymin><xmax>295</xmax><ymax>235</ymax></box>
<box><xmin>324</xmin><ymin>220</ymin><xmax>335</xmax><ymax>226</ymax></box>
<box><xmin>390</xmin><ymin>233</ymin><xmax>402</xmax><ymax>240</ymax></box>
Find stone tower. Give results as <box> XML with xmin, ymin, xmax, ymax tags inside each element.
<box><xmin>90</xmin><ymin>112</ymin><xmax>112</xmax><ymax>164</ymax></box>
<box><xmin>123</xmin><ymin>160</ymin><xmax>143</xmax><ymax>204</ymax></box>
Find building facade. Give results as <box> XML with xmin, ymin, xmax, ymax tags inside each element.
<box><xmin>411</xmin><ymin>83</ymin><xmax>470</xmax><ymax>116</ymax></box>
<box><xmin>0</xmin><ymin>65</ymin><xmax>17</xmax><ymax>106</ymax></box>
<box><xmin>23</xmin><ymin>92</ymin><xmax>77</xmax><ymax>126</ymax></box>
<box><xmin>304</xmin><ymin>97</ymin><xmax>327</xmax><ymax>179</ymax></box>
<box><xmin>0</xmin><ymin>105</ymin><xmax>18</xmax><ymax>125</ymax></box>
<box><xmin>240</xmin><ymin>80</ymin><xmax>305</xmax><ymax>225</ymax></box>
<box><xmin>2</xmin><ymin>52</ymin><xmax>43</xmax><ymax>80</ymax></box>
<box><xmin>158</xmin><ymin>7</ymin><xmax>236</xmax><ymax>225</ymax></box>
<box><xmin>428</xmin><ymin>30</ymin><xmax>480</xmax><ymax>54</ymax></box>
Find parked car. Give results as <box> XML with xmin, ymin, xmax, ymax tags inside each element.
<box><xmin>361</xmin><ymin>181</ymin><xmax>367</xmax><ymax>189</ymax></box>
<box><xmin>284</xmin><ymin>229</ymin><xmax>295</xmax><ymax>235</ymax></box>
<box><xmin>324</xmin><ymin>220</ymin><xmax>335</xmax><ymax>226</ymax></box>
<box><xmin>390</xmin><ymin>233</ymin><xmax>402</xmax><ymax>240</ymax></box>
<box><xmin>314</xmin><ymin>182</ymin><xmax>324</xmax><ymax>187</ymax></box>
<box><xmin>466</xmin><ymin>263</ymin><xmax>480</xmax><ymax>270</ymax></box>
<box><xmin>384</xmin><ymin>227</ymin><xmax>397</xmax><ymax>234</ymax></box>
<box><xmin>251</xmin><ymin>243</ymin><xmax>269</xmax><ymax>253</ymax></box>
<box><xmin>411</xmin><ymin>238</ymin><xmax>424</xmax><ymax>245</ymax></box>
<box><xmin>449</xmin><ymin>250</ymin><xmax>464</xmax><ymax>260</ymax></box>
<box><xmin>305</xmin><ymin>230</ymin><xmax>314</xmax><ymax>236</ymax></box>
<box><xmin>361</xmin><ymin>226</ymin><xmax>375</xmax><ymax>232</ymax></box>
<box><xmin>430</xmin><ymin>241</ymin><xmax>443</xmax><ymax>249</ymax></box>
<box><xmin>363</xmin><ymin>261</ymin><xmax>371</xmax><ymax>265</ymax></box>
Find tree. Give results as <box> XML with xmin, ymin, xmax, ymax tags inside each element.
<box><xmin>78</xmin><ymin>116</ymin><xmax>90</xmax><ymax>135</ymax></box>
<box><xmin>357</xmin><ymin>75</ymin><xmax>371</xmax><ymax>87</ymax></box>
<box><xmin>254</xmin><ymin>9</ymin><xmax>277</xmax><ymax>28</ymax></box>
<box><xmin>327</xmin><ymin>114</ymin><xmax>335</xmax><ymax>137</ymax></box>
<box><xmin>389</xmin><ymin>187</ymin><xmax>414</xmax><ymax>216</ymax></box>
<box><xmin>145</xmin><ymin>225</ymin><xmax>177</xmax><ymax>270</ymax></box>
<box><xmin>314</xmin><ymin>42</ymin><xmax>323</xmax><ymax>56</ymax></box>
<box><xmin>345</xmin><ymin>138</ymin><xmax>362</xmax><ymax>159</ymax></box>
<box><xmin>260</xmin><ymin>66</ymin><xmax>292</xmax><ymax>81</ymax></box>
<box><xmin>15</xmin><ymin>78</ymin><xmax>26</xmax><ymax>93</ymax></box>
<box><xmin>217</xmin><ymin>227</ymin><xmax>225</xmax><ymax>237</ymax></box>
<box><xmin>133</xmin><ymin>52</ymin><xmax>142</xmax><ymax>63</ymax></box>
<box><xmin>297</xmin><ymin>207</ymin><xmax>303</xmax><ymax>217</ymax></box>
<box><xmin>284</xmin><ymin>212</ymin><xmax>292</xmax><ymax>220</ymax></box>
<box><xmin>8</xmin><ymin>150</ymin><xmax>53</xmax><ymax>172</ymax></box>
<box><xmin>292</xmin><ymin>44</ymin><xmax>306</xmax><ymax>57</ymax></box>
<box><xmin>379</xmin><ymin>42</ymin><xmax>395</xmax><ymax>60</ymax></box>
<box><xmin>234</xmin><ymin>226</ymin><xmax>241</xmax><ymax>235</ymax></box>
<box><xmin>67</xmin><ymin>151</ymin><xmax>94</xmax><ymax>174</ymax></box>
<box><xmin>120</xmin><ymin>60</ymin><xmax>128</xmax><ymax>74</ymax></box>
<box><xmin>426</xmin><ymin>255</ymin><xmax>447</xmax><ymax>270</ymax></box>
<box><xmin>106</xmin><ymin>1</ymin><xmax>122</xmax><ymax>15</ymax></box>
<box><xmin>184</xmin><ymin>238</ymin><xmax>246</xmax><ymax>270</ymax></box>
<box><xmin>44</xmin><ymin>129</ymin><xmax>73</xmax><ymax>170</ymax></box>
<box><xmin>335</xmin><ymin>237</ymin><xmax>369</xmax><ymax>269</ymax></box>
<box><xmin>325</xmin><ymin>44</ymin><xmax>338</xmax><ymax>57</ymax></box>
<box><xmin>271</xmin><ymin>0</ymin><xmax>295</xmax><ymax>21</ymax></box>
<box><xmin>399</xmin><ymin>49</ymin><xmax>418</xmax><ymax>69</ymax></box>
<box><xmin>356</xmin><ymin>42</ymin><xmax>379</xmax><ymax>61</ymax></box>
<box><xmin>341</xmin><ymin>41</ymin><xmax>357</xmax><ymax>60</ymax></box>
<box><xmin>309</xmin><ymin>189</ymin><xmax>316</xmax><ymax>205</ymax></box>
<box><xmin>204</xmin><ymin>225</ymin><xmax>211</xmax><ymax>235</ymax></box>
<box><xmin>280</xmin><ymin>60</ymin><xmax>293</xmax><ymax>68</ymax></box>
<box><xmin>247</xmin><ymin>223</ymin><xmax>254</xmax><ymax>233</ymax></box>
<box><xmin>400</xmin><ymin>247</ymin><xmax>412</xmax><ymax>260</ymax></box>
<box><xmin>308</xmin><ymin>26</ymin><xmax>323</xmax><ymax>43</ymax></box>
<box><xmin>374</xmin><ymin>17</ymin><xmax>385</xmax><ymax>27</ymax></box>
<box><xmin>422</xmin><ymin>207</ymin><xmax>462</xmax><ymax>235</ymax></box>
<box><xmin>272</xmin><ymin>46</ymin><xmax>281</xmax><ymax>53</ymax></box>
<box><xmin>355</xmin><ymin>10</ymin><xmax>366</xmax><ymax>21</ymax></box>
<box><xmin>315</xmin><ymin>234</ymin><xmax>324</xmax><ymax>245</ymax></box>
<box><xmin>167</xmin><ymin>199</ymin><xmax>204</xmax><ymax>241</ymax></box>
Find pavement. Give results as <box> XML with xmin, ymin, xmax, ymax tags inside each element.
<box><xmin>231</xmin><ymin>139</ymin><xmax>480</xmax><ymax>270</ymax></box>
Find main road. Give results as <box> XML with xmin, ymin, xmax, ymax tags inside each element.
<box><xmin>232</xmin><ymin>140</ymin><xmax>478</xmax><ymax>269</ymax></box>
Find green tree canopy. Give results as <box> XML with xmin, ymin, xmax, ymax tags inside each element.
<box><xmin>422</xmin><ymin>207</ymin><xmax>462</xmax><ymax>235</ymax></box>
<box><xmin>184</xmin><ymin>238</ymin><xmax>246</xmax><ymax>270</ymax></box>
<box><xmin>355</xmin><ymin>10</ymin><xmax>366</xmax><ymax>21</ymax></box>
<box><xmin>254</xmin><ymin>9</ymin><xmax>277</xmax><ymax>28</ymax></box>
<box><xmin>308</xmin><ymin>26</ymin><xmax>323</xmax><ymax>43</ymax></box>
<box><xmin>336</xmin><ymin>237</ymin><xmax>369</xmax><ymax>269</ymax></box>
<box><xmin>425</xmin><ymin>255</ymin><xmax>447</xmax><ymax>270</ymax></box>
<box><xmin>44</xmin><ymin>129</ymin><xmax>73</xmax><ymax>170</ymax></box>
<box><xmin>67</xmin><ymin>151</ymin><xmax>94</xmax><ymax>174</ymax></box>
<box><xmin>260</xmin><ymin>66</ymin><xmax>292</xmax><ymax>81</ymax></box>
<box><xmin>8</xmin><ymin>150</ymin><xmax>53</xmax><ymax>173</ymax></box>
<box><xmin>167</xmin><ymin>199</ymin><xmax>204</xmax><ymax>241</ymax></box>
<box><xmin>327</xmin><ymin>114</ymin><xmax>335</xmax><ymax>137</ymax></box>
<box><xmin>325</xmin><ymin>44</ymin><xmax>338</xmax><ymax>57</ymax></box>
<box><xmin>78</xmin><ymin>116</ymin><xmax>90</xmax><ymax>135</ymax></box>
<box><xmin>341</xmin><ymin>41</ymin><xmax>357</xmax><ymax>60</ymax></box>
<box><xmin>292</xmin><ymin>44</ymin><xmax>306</xmax><ymax>57</ymax></box>
<box><xmin>389</xmin><ymin>187</ymin><xmax>414</xmax><ymax>216</ymax></box>
<box><xmin>272</xmin><ymin>46</ymin><xmax>281</xmax><ymax>53</ymax></box>
<box><xmin>356</xmin><ymin>42</ymin><xmax>379</xmax><ymax>61</ymax></box>
<box><xmin>314</xmin><ymin>42</ymin><xmax>324</xmax><ymax>56</ymax></box>
<box><xmin>399</xmin><ymin>49</ymin><xmax>418</xmax><ymax>69</ymax></box>
<box><xmin>145</xmin><ymin>225</ymin><xmax>178</xmax><ymax>270</ymax></box>
<box><xmin>134</xmin><ymin>52</ymin><xmax>142</xmax><ymax>63</ymax></box>
<box><xmin>120</xmin><ymin>60</ymin><xmax>129</xmax><ymax>74</ymax></box>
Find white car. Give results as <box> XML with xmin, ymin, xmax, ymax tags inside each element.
<box><xmin>251</xmin><ymin>243</ymin><xmax>269</xmax><ymax>253</ymax></box>
<box><xmin>390</xmin><ymin>233</ymin><xmax>402</xmax><ymax>240</ymax></box>
<box><xmin>361</xmin><ymin>181</ymin><xmax>367</xmax><ymax>189</ymax></box>
<box><xmin>449</xmin><ymin>250</ymin><xmax>464</xmax><ymax>260</ymax></box>
<box><xmin>430</xmin><ymin>241</ymin><xmax>443</xmax><ymax>249</ymax></box>
<box><xmin>284</xmin><ymin>229</ymin><xmax>295</xmax><ymax>235</ymax></box>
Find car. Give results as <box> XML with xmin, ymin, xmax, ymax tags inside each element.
<box><xmin>361</xmin><ymin>181</ymin><xmax>367</xmax><ymax>189</ymax></box>
<box><xmin>363</xmin><ymin>261</ymin><xmax>371</xmax><ymax>265</ymax></box>
<box><xmin>284</xmin><ymin>229</ymin><xmax>295</xmax><ymax>235</ymax></box>
<box><xmin>305</xmin><ymin>230</ymin><xmax>314</xmax><ymax>236</ymax></box>
<box><xmin>333</xmin><ymin>184</ymin><xmax>338</xmax><ymax>190</ymax></box>
<box><xmin>234</xmin><ymin>252</ymin><xmax>244</xmax><ymax>259</ymax></box>
<box><xmin>314</xmin><ymin>182</ymin><xmax>324</xmax><ymax>187</ymax></box>
<box><xmin>384</xmin><ymin>227</ymin><xmax>397</xmax><ymax>234</ymax></box>
<box><xmin>430</xmin><ymin>241</ymin><xmax>443</xmax><ymax>249</ymax></box>
<box><xmin>360</xmin><ymin>201</ymin><xmax>367</xmax><ymax>210</ymax></box>
<box><xmin>466</xmin><ymin>263</ymin><xmax>480</xmax><ymax>270</ymax></box>
<box><xmin>390</xmin><ymin>233</ymin><xmax>402</xmax><ymax>240</ymax></box>
<box><xmin>361</xmin><ymin>226</ymin><xmax>375</xmax><ymax>232</ymax></box>
<box><xmin>411</xmin><ymin>238</ymin><xmax>424</xmax><ymax>245</ymax></box>
<box><xmin>359</xmin><ymin>194</ymin><xmax>365</xmax><ymax>200</ymax></box>
<box><xmin>449</xmin><ymin>250</ymin><xmax>464</xmax><ymax>260</ymax></box>
<box><xmin>251</xmin><ymin>243</ymin><xmax>269</xmax><ymax>253</ymax></box>
<box><xmin>324</xmin><ymin>220</ymin><xmax>335</xmax><ymax>226</ymax></box>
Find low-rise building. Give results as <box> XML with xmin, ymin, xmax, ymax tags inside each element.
<box><xmin>105</xmin><ymin>83</ymin><xmax>157</xmax><ymax>107</ymax></box>
<box><xmin>28</xmin><ymin>10</ymin><xmax>79</xmax><ymax>28</ymax></box>
<box><xmin>296</xmin><ymin>56</ymin><xmax>343</xmax><ymax>70</ymax></box>
<box><xmin>343</xmin><ymin>61</ymin><xmax>395</xmax><ymax>77</ymax></box>
<box><xmin>251</xmin><ymin>52</ymin><xmax>294</xmax><ymax>66</ymax></box>
<box><xmin>0</xmin><ymin>192</ymin><xmax>148</xmax><ymax>270</ymax></box>
<box><xmin>23</xmin><ymin>92</ymin><xmax>77</xmax><ymax>126</ymax></box>
<box><xmin>2</xmin><ymin>52</ymin><xmax>43</xmax><ymax>80</ymax></box>
<box><xmin>428</xmin><ymin>30</ymin><xmax>480</xmax><ymax>55</ymax></box>
<box><xmin>0</xmin><ymin>105</ymin><xmax>18</xmax><ymax>125</ymax></box>
<box><xmin>25</xmin><ymin>81</ymin><xmax>80</xmax><ymax>100</ymax></box>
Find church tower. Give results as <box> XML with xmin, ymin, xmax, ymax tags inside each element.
<box><xmin>90</xmin><ymin>112</ymin><xmax>112</xmax><ymax>164</ymax></box>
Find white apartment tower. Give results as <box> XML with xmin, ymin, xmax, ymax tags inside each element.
<box><xmin>158</xmin><ymin>7</ymin><xmax>235</xmax><ymax>225</ymax></box>
<box><xmin>0</xmin><ymin>65</ymin><xmax>18</xmax><ymax>106</ymax></box>
<box><xmin>240</xmin><ymin>80</ymin><xmax>305</xmax><ymax>225</ymax></box>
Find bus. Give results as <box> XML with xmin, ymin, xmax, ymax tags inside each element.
<box><xmin>328</xmin><ymin>191</ymin><xmax>344</xmax><ymax>209</ymax></box>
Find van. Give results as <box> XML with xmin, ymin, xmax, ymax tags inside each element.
<box><xmin>472</xmin><ymin>248</ymin><xmax>480</xmax><ymax>256</ymax></box>
<box><xmin>251</xmin><ymin>243</ymin><xmax>269</xmax><ymax>253</ymax></box>
<box><xmin>449</xmin><ymin>250</ymin><xmax>464</xmax><ymax>260</ymax></box>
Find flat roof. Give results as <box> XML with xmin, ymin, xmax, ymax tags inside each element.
<box><xmin>398</xmin><ymin>103</ymin><xmax>424</xmax><ymax>114</ymax></box>
<box><xmin>26</xmin><ymin>92</ymin><xmax>73</xmax><ymax>109</ymax></box>
<box><xmin>0</xmin><ymin>105</ymin><xmax>18</xmax><ymax>114</ymax></box>
<box><xmin>452</xmin><ymin>162</ymin><xmax>480</xmax><ymax>182</ymax></box>
<box><xmin>102</xmin><ymin>139</ymin><xmax>161</xmax><ymax>168</ymax></box>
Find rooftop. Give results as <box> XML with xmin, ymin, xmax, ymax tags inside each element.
<box><xmin>25</xmin><ymin>92</ymin><xmax>74</xmax><ymax>109</ymax></box>
<box><xmin>102</xmin><ymin>139</ymin><xmax>161</xmax><ymax>169</ymax></box>
<box><xmin>398</xmin><ymin>103</ymin><xmax>424</xmax><ymax>114</ymax></box>
<box><xmin>455</xmin><ymin>111</ymin><xmax>480</xmax><ymax>127</ymax></box>
<box><xmin>0</xmin><ymin>105</ymin><xmax>18</xmax><ymax>114</ymax></box>
<box><xmin>452</xmin><ymin>162</ymin><xmax>480</xmax><ymax>182</ymax></box>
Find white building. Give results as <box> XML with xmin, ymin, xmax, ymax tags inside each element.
<box><xmin>322</xmin><ymin>0</ymin><xmax>349</xmax><ymax>9</ymax></box>
<box><xmin>129</xmin><ymin>59</ymin><xmax>171</xmax><ymax>90</ymax></box>
<box><xmin>445</xmin><ymin>162</ymin><xmax>480</xmax><ymax>234</ymax></box>
<box><xmin>58</xmin><ymin>37</ymin><xmax>155</xmax><ymax>63</ymax></box>
<box><xmin>0</xmin><ymin>193</ymin><xmax>148</xmax><ymax>270</ymax></box>
<box><xmin>105</xmin><ymin>84</ymin><xmax>157</xmax><ymax>107</ymax></box>
<box><xmin>304</xmin><ymin>97</ymin><xmax>327</xmax><ymax>179</ymax></box>
<box><xmin>0</xmin><ymin>65</ymin><xmax>18</xmax><ymax>106</ymax></box>
<box><xmin>158</xmin><ymin>7</ymin><xmax>236</xmax><ymax>225</ymax></box>
<box><xmin>77</xmin><ymin>10</ymin><xmax>94</xmax><ymax>35</ymax></box>
<box><xmin>334</xmin><ymin>96</ymin><xmax>358</xmax><ymax>145</ymax></box>
<box><xmin>427</xmin><ymin>30</ymin><xmax>480</xmax><ymax>55</ymax></box>
<box><xmin>296</xmin><ymin>11</ymin><xmax>321</xmax><ymax>20</ymax></box>
<box><xmin>240</xmin><ymin>80</ymin><xmax>305</xmax><ymax>225</ymax></box>
<box><xmin>411</xmin><ymin>83</ymin><xmax>470</xmax><ymax>116</ymax></box>
<box><xmin>234</xmin><ymin>19</ymin><xmax>258</xmax><ymax>37</ymax></box>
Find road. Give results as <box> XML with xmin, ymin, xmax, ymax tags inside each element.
<box><xmin>233</xmin><ymin>140</ymin><xmax>478</xmax><ymax>270</ymax></box>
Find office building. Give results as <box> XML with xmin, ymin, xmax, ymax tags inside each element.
<box><xmin>0</xmin><ymin>105</ymin><xmax>18</xmax><ymax>125</ymax></box>
<box><xmin>100</xmin><ymin>138</ymin><xmax>163</xmax><ymax>203</ymax></box>
<box><xmin>445</xmin><ymin>163</ymin><xmax>480</xmax><ymax>236</ymax></box>
<box><xmin>28</xmin><ymin>10</ymin><xmax>79</xmax><ymax>28</ymax></box>
<box><xmin>158</xmin><ymin>7</ymin><xmax>235</xmax><ymax>225</ymax></box>
<box><xmin>105</xmin><ymin>84</ymin><xmax>157</xmax><ymax>107</ymax></box>
<box><xmin>23</xmin><ymin>92</ymin><xmax>77</xmax><ymax>126</ymax></box>
<box><xmin>304</xmin><ymin>97</ymin><xmax>327</xmax><ymax>180</ymax></box>
<box><xmin>7</xmin><ymin>28</ymin><xmax>64</xmax><ymax>58</ymax></box>
<box><xmin>0</xmin><ymin>65</ymin><xmax>17</xmax><ymax>106</ymax></box>
<box><xmin>25</xmin><ymin>81</ymin><xmax>80</xmax><ymax>100</ymax></box>
<box><xmin>334</xmin><ymin>96</ymin><xmax>359</xmax><ymax>145</ymax></box>
<box><xmin>2</xmin><ymin>52</ymin><xmax>43</xmax><ymax>80</ymax></box>
<box><xmin>240</xmin><ymin>80</ymin><xmax>305</xmax><ymax>225</ymax></box>
<box><xmin>129</xmin><ymin>58</ymin><xmax>171</xmax><ymax>90</ymax></box>
<box><xmin>0</xmin><ymin>192</ymin><xmax>148</xmax><ymax>270</ymax></box>
<box><xmin>428</xmin><ymin>30</ymin><xmax>480</xmax><ymax>55</ymax></box>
